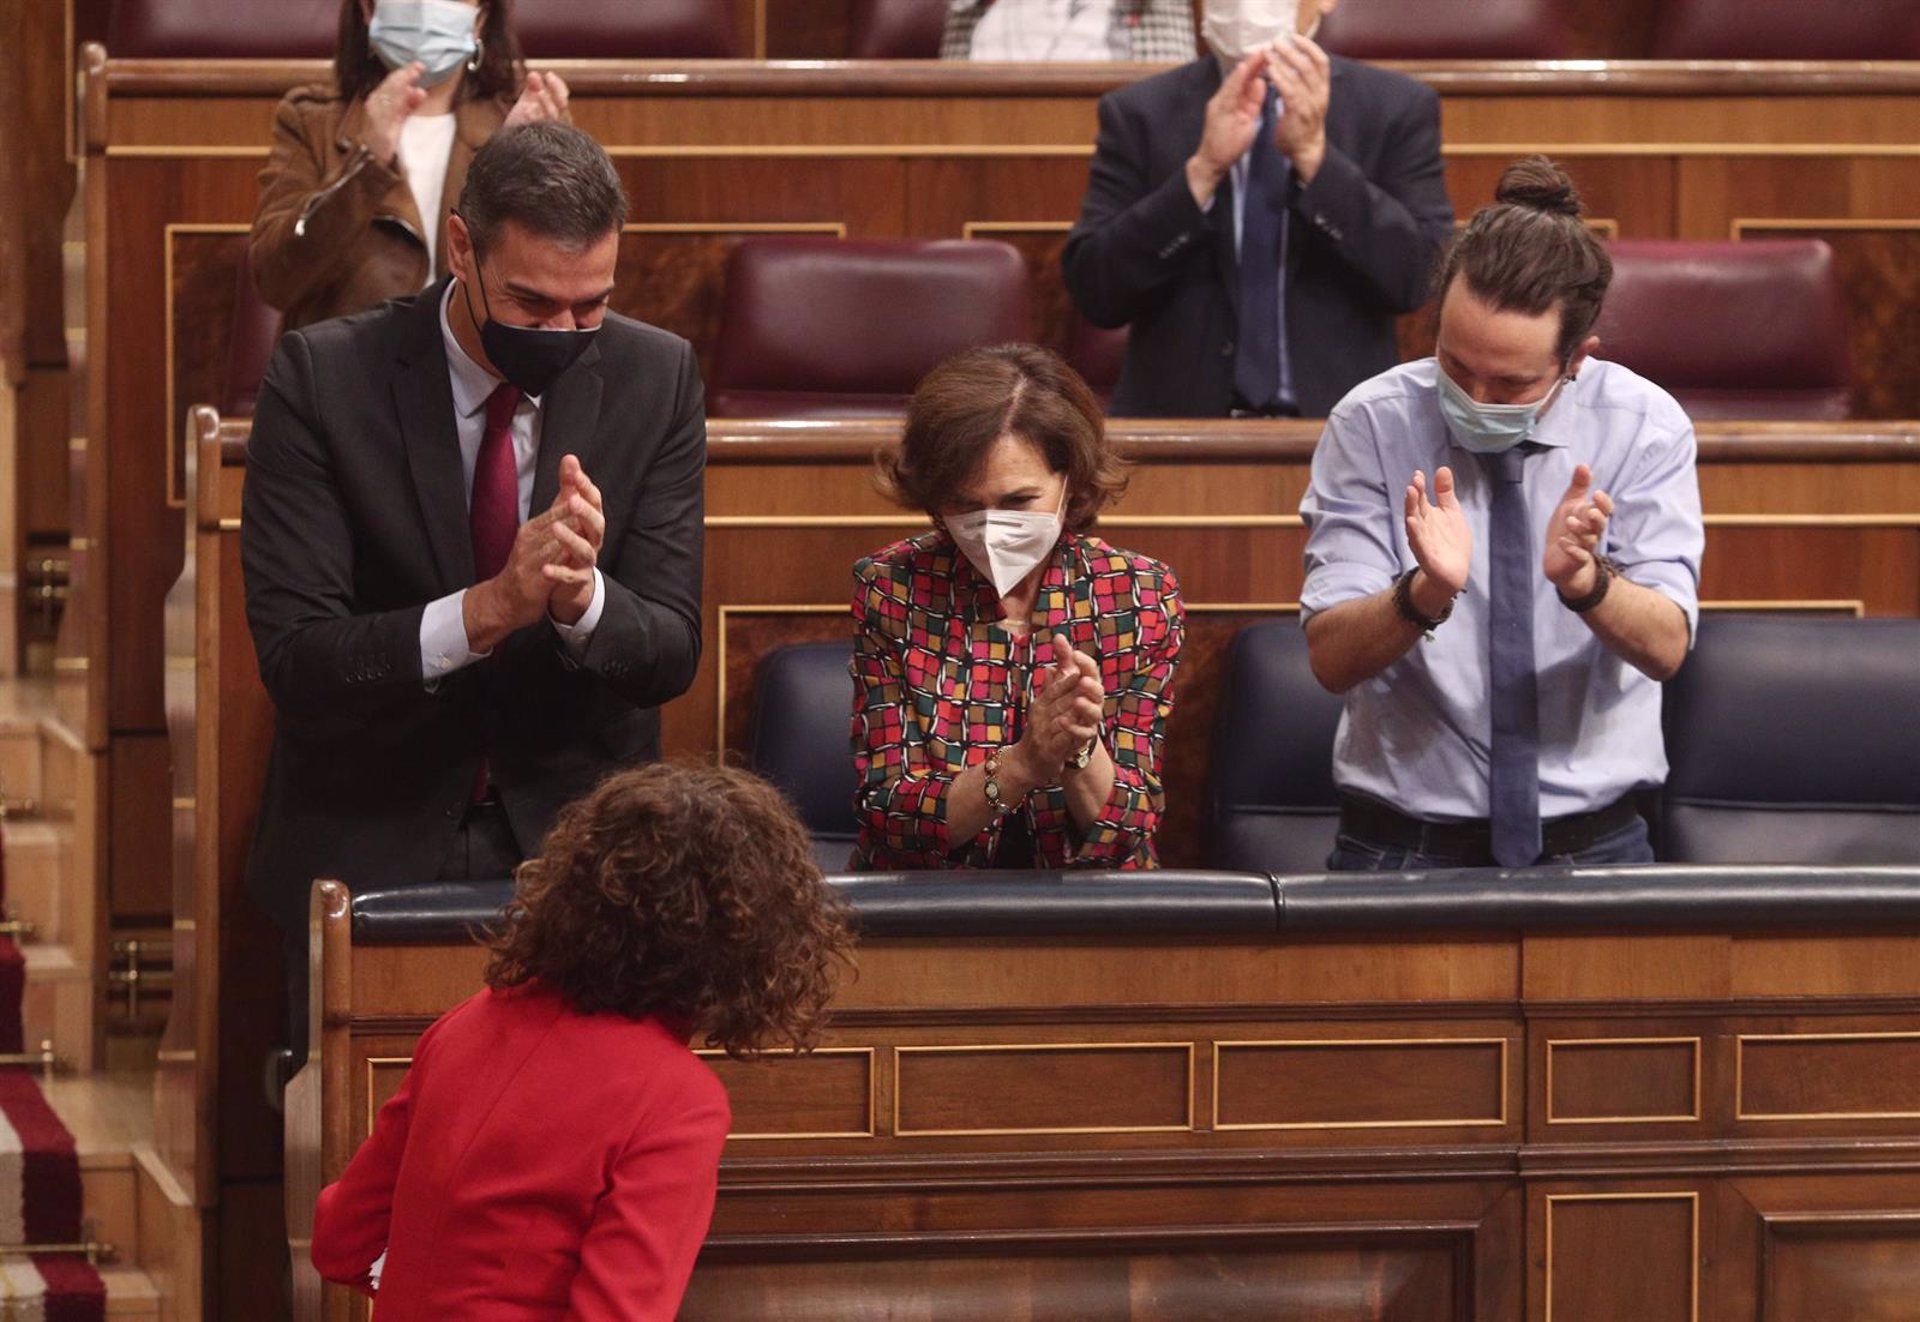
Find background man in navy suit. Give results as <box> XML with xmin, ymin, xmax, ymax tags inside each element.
<box><xmin>1063</xmin><ymin>0</ymin><xmax>1456</xmax><ymax>418</ymax></box>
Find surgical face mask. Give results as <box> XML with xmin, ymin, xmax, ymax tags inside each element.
<box><xmin>368</xmin><ymin>0</ymin><xmax>480</xmax><ymax>89</ymax></box>
<box><xmin>946</xmin><ymin>485</ymin><xmax>1067</xmax><ymax>599</ymax></box>
<box><xmin>1202</xmin><ymin>0</ymin><xmax>1313</xmax><ymax>62</ymax></box>
<box><xmin>461</xmin><ymin>260</ymin><xmax>599</xmax><ymax>399</ymax></box>
<box><xmin>1436</xmin><ymin>360</ymin><xmax>1569</xmax><ymax>455</ymax></box>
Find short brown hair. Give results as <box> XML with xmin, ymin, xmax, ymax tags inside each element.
<box><xmin>1434</xmin><ymin>156</ymin><xmax>1613</xmax><ymax>363</ymax></box>
<box><xmin>483</xmin><ymin>763</ymin><xmax>854</xmax><ymax>1058</ymax></box>
<box><xmin>334</xmin><ymin>0</ymin><xmax>522</xmax><ymax>104</ymax></box>
<box><xmin>459</xmin><ymin>122</ymin><xmax>630</xmax><ymax>258</ymax></box>
<box><xmin>879</xmin><ymin>344</ymin><xmax>1129</xmax><ymax>533</ymax></box>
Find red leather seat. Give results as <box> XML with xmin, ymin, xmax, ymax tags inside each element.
<box><xmin>108</xmin><ymin>0</ymin><xmax>739</xmax><ymax>59</ymax></box>
<box><xmin>1651</xmin><ymin>0</ymin><xmax>1920</xmax><ymax>60</ymax></box>
<box><xmin>516</xmin><ymin>0</ymin><xmax>737</xmax><ymax>59</ymax></box>
<box><xmin>1063</xmin><ymin>316</ymin><xmax>1127</xmax><ymax>410</ymax></box>
<box><xmin>107</xmin><ymin>0</ymin><xmax>337</xmax><ymax>57</ymax></box>
<box><xmin>223</xmin><ymin>249</ymin><xmax>281</xmax><ymax>418</ymax></box>
<box><xmin>1317</xmin><ymin>0</ymin><xmax>1573</xmax><ymax>60</ymax></box>
<box><xmin>708</xmin><ymin>237</ymin><xmax>1034</xmax><ymax>418</ymax></box>
<box><xmin>1595</xmin><ymin>240</ymin><xmax>1853</xmax><ymax>422</ymax></box>
<box><xmin>848</xmin><ymin>0</ymin><xmax>947</xmax><ymax>58</ymax></box>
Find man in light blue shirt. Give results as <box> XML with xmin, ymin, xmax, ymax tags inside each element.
<box><xmin>1300</xmin><ymin>158</ymin><xmax>1703</xmax><ymax>870</ymax></box>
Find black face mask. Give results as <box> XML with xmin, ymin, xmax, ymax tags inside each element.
<box><xmin>461</xmin><ymin>260</ymin><xmax>598</xmax><ymax>399</ymax></box>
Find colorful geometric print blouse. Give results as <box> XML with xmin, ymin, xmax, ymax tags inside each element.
<box><xmin>849</xmin><ymin>530</ymin><xmax>1184</xmax><ymax>871</ymax></box>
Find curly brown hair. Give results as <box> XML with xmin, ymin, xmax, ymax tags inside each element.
<box><xmin>879</xmin><ymin>343</ymin><xmax>1130</xmax><ymax>534</ymax></box>
<box><xmin>483</xmin><ymin>763</ymin><xmax>854</xmax><ymax>1059</ymax></box>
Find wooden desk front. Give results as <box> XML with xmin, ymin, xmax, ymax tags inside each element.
<box><xmin>291</xmin><ymin>875</ymin><xmax>1920</xmax><ymax>1321</ymax></box>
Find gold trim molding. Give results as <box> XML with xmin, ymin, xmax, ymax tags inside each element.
<box><xmin>892</xmin><ymin>1041</ymin><xmax>1197</xmax><ymax>1138</ymax></box>
<box><xmin>1544</xmin><ymin>1191</ymin><xmax>1700</xmax><ymax>1322</ymax></box>
<box><xmin>692</xmin><ymin>1046</ymin><xmax>878</xmax><ymax>1141</ymax></box>
<box><xmin>1212</xmin><ymin>1036</ymin><xmax>1511</xmax><ymax>1132</ymax></box>
<box><xmin>1737</xmin><ymin>1031</ymin><xmax>1920</xmax><ymax>1122</ymax></box>
<box><xmin>1545</xmin><ymin>1036</ymin><xmax>1703</xmax><ymax>1127</ymax></box>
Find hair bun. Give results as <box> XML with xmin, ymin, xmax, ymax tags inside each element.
<box><xmin>1495</xmin><ymin>155</ymin><xmax>1583</xmax><ymax>218</ymax></box>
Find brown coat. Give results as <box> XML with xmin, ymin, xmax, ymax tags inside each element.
<box><xmin>250</xmin><ymin>86</ymin><xmax>505</xmax><ymax>331</ymax></box>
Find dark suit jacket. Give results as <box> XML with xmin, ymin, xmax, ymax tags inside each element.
<box><xmin>1062</xmin><ymin>55</ymin><xmax>1456</xmax><ymax>418</ymax></box>
<box><xmin>241</xmin><ymin>281</ymin><xmax>705</xmax><ymax>932</ymax></box>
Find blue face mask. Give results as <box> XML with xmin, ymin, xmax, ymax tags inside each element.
<box><xmin>368</xmin><ymin>0</ymin><xmax>480</xmax><ymax>89</ymax></box>
<box><xmin>1436</xmin><ymin>359</ymin><xmax>1568</xmax><ymax>455</ymax></box>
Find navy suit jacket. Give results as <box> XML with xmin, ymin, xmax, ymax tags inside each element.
<box><xmin>1063</xmin><ymin>56</ymin><xmax>1455</xmax><ymax>418</ymax></box>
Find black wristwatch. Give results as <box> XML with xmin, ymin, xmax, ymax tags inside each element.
<box><xmin>1558</xmin><ymin>556</ymin><xmax>1618</xmax><ymax>614</ymax></box>
<box><xmin>1392</xmin><ymin>568</ymin><xmax>1455</xmax><ymax>638</ymax></box>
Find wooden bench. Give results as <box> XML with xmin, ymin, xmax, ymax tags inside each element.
<box><xmin>292</xmin><ymin>867</ymin><xmax>1920</xmax><ymax>1321</ymax></box>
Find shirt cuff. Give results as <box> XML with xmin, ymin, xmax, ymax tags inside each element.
<box><xmin>548</xmin><ymin>568</ymin><xmax>605</xmax><ymax>658</ymax></box>
<box><xmin>419</xmin><ymin>589</ymin><xmax>489</xmax><ymax>685</ymax></box>
<box><xmin>1620</xmin><ymin>559</ymin><xmax>1701</xmax><ymax>644</ymax></box>
<box><xmin>1299</xmin><ymin>563</ymin><xmax>1397</xmax><ymax>622</ymax></box>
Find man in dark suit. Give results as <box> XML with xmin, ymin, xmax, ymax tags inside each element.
<box><xmin>1063</xmin><ymin>0</ymin><xmax>1455</xmax><ymax>418</ymax></box>
<box><xmin>242</xmin><ymin>122</ymin><xmax>703</xmax><ymax>990</ymax></box>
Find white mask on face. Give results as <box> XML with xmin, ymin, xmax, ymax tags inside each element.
<box><xmin>1202</xmin><ymin>0</ymin><xmax>1309</xmax><ymax>62</ymax></box>
<box><xmin>946</xmin><ymin>485</ymin><xmax>1067</xmax><ymax>599</ymax></box>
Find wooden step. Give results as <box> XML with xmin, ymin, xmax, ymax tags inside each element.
<box><xmin>100</xmin><ymin>1264</ymin><xmax>160</xmax><ymax>1317</ymax></box>
<box><xmin>22</xmin><ymin>943</ymin><xmax>96</xmax><ymax>1074</ymax></box>
<box><xmin>3</xmin><ymin>818</ymin><xmax>72</xmax><ymax>945</ymax></box>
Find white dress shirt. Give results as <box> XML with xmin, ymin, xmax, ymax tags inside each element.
<box><xmin>396</xmin><ymin>112</ymin><xmax>457</xmax><ymax>275</ymax></box>
<box><xmin>969</xmin><ymin>0</ymin><xmax>1116</xmax><ymax>60</ymax></box>
<box><xmin>418</xmin><ymin>283</ymin><xmax>605</xmax><ymax>682</ymax></box>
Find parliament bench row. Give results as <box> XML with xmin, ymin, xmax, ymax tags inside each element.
<box><xmin>103</xmin><ymin>0</ymin><xmax>1920</xmax><ymax>63</ymax></box>
<box><xmin>751</xmin><ymin>613</ymin><xmax>1920</xmax><ymax>873</ymax></box>
<box><xmin>220</xmin><ymin>234</ymin><xmax>1859</xmax><ymax>421</ymax></box>
<box><xmin>289</xmin><ymin>864</ymin><xmax>1920</xmax><ymax>1321</ymax></box>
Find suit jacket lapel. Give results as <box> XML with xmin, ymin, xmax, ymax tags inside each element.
<box><xmin>529</xmin><ymin>340</ymin><xmax>606</xmax><ymax>517</ymax></box>
<box><xmin>393</xmin><ymin>282</ymin><xmax>476</xmax><ymax>590</ymax></box>
<box><xmin>1187</xmin><ymin>59</ymin><xmax>1242</xmax><ymax>297</ymax></box>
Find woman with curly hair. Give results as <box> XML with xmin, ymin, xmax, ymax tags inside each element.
<box><xmin>310</xmin><ymin>763</ymin><xmax>853</xmax><ymax>1320</ymax></box>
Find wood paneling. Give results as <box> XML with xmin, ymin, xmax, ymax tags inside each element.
<box><xmin>1545</xmin><ymin>1038</ymin><xmax>1701</xmax><ymax>1127</ymax></box>
<box><xmin>896</xmin><ymin>1043</ymin><xmax>1193</xmax><ymax>1136</ymax></box>
<box><xmin>1215</xmin><ymin>1036</ymin><xmax>1509</xmax><ymax>1132</ymax></box>
<box><xmin>1763</xmin><ymin>1214</ymin><xmax>1920</xmax><ymax>1322</ymax></box>
<box><xmin>684</xmin><ymin>1232</ymin><xmax>1470</xmax><ymax>1321</ymax></box>
<box><xmin>1739</xmin><ymin>1034</ymin><xmax>1920</xmax><ymax>1123</ymax></box>
<box><xmin>1543</xmin><ymin>1192</ymin><xmax>1697</xmax><ymax>1322</ymax></box>
<box><xmin>701</xmin><ymin>1048</ymin><xmax>877</xmax><ymax>1139</ymax></box>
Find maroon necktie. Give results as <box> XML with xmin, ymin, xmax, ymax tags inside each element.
<box><xmin>468</xmin><ymin>382</ymin><xmax>522</xmax><ymax>803</ymax></box>
<box><xmin>471</xmin><ymin>383</ymin><xmax>524</xmax><ymax>580</ymax></box>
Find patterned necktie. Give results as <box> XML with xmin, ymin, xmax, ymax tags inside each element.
<box><xmin>1484</xmin><ymin>445</ymin><xmax>1542</xmax><ymax>867</ymax></box>
<box><xmin>1233</xmin><ymin>87</ymin><xmax>1292</xmax><ymax>412</ymax></box>
<box><xmin>467</xmin><ymin>382</ymin><xmax>521</xmax><ymax>803</ymax></box>
<box><xmin>471</xmin><ymin>383</ymin><xmax>523</xmax><ymax>581</ymax></box>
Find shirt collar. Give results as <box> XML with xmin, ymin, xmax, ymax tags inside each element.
<box><xmin>439</xmin><ymin>280</ymin><xmax>541</xmax><ymax>417</ymax></box>
<box><xmin>1527</xmin><ymin>370</ymin><xmax>1584</xmax><ymax>450</ymax></box>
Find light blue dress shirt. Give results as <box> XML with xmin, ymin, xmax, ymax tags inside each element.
<box><xmin>1299</xmin><ymin>358</ymin><xmax>1704</xmax><ymax>820</ymax></box>
<box><xmin>417</xmin><ymin>284</ymin><xmax>605</xmax><ymax>681</ymax></box>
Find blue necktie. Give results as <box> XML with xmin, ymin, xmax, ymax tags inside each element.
<box><xmin>1233</xmin><ymin>89</ymin><xmax>1291</xmax><ymax>412</ymax></box>
<box><xmin>1485</xmin><ymin>445</ymin><xmax>1542</xmax><ymax>867</ymax></box>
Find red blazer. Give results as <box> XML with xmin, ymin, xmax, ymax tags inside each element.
<box><xmin>311</xmin><ymin>983</ymin><xmax>731</xmax><ymax>1320</ymax></box>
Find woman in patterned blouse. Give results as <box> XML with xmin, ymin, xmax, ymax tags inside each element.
<box><xmin>850</xmin><ymin>345</ymin><xmax>1185</xmax><ymax>870</ymax></box>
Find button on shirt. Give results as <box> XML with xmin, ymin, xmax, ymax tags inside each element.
<box><xmin>1299</xmin><ymin>358</ymin><xmax>1704</xmax><ymax>820</ymax></box>
<box><xmin>417</xmin><ymin>284</ymin><xmax>605</xmax><ymax>681</ymax></box>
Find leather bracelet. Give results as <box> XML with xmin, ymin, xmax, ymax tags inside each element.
<box><xmin>1392</xmin><ymin>567</ymin><xmax>1455</xmax><ymax>637</ymax></box>
<box><xmin>1558</xmin><ymin>556</ymin><xmax>1616</xmax><ymax>614</ymax></box>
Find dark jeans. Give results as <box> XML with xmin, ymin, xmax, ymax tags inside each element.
<box><xmin>1327</xmin><ymin>813</ymin><xmax>1654</xmax><ymax>872</ymax></box>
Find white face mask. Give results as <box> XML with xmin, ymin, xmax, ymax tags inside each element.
<box><xmin>946</xmin><ymin>486</ymin><xmax>1066</xmax><ymax>599</ymax></box>
<box><xmin>1202</xmin><ymin>0</ymin><xmax>1315</xmax><ymax>62</ymax></box>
